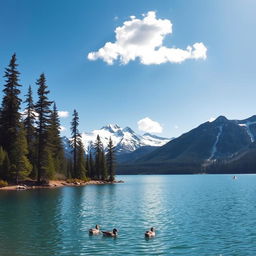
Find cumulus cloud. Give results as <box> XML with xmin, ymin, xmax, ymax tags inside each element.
<box><xmin>137</xmin><ymin>117</ymin><xmax>163</xmax><ymax>133</ymax></box>
<box><xmin>58</xmin><ymin>111</ymin><xmax>69</xmax><ymax>118</ymax></box>
<box><xmin>88</xmin><ymin>11</ymin><xmax>207</xmax><ymax>65</ymax></box>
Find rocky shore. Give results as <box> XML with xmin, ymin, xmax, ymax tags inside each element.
<box><xmin>0</xmin><ymin>179</ymin><xmax>124</xmax><ymax>191</ymax></box>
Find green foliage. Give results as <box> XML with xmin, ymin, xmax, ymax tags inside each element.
<box><xmin>0</xmin><ymin>54</ymin><xmax>22</xmax><ymax>155</ymax></box>
<box><xmin>94</xmin><ymin>135</ymin><xmax>103</xmax><ymax>179</ymax></box>
<box><xmin>0</xmin><ymin>180</ymin><xmax>8</xmax><ymax>187</ymax></box>
<box><xmin>47</xmin><ymin>102</ymin><xmax>65</xmax><ymax>174</ymax></box>
<box><xmin>70</xmin><ymin>109</ymin><xmax>80</xmax><ymax>178</ymax></box>
<box><xmin>44</xmin><ymin>150</ymin><xmax>55</xmax><ymax>180</ymax></box>
<box><xmin>0</xmin><ymin>147</ymin><xmax>10</xmax><ymax>180</ymax></box>
<box><xmin>10</xmin><ymin>124</ymin><xmax>32</xmax><ymax>183</ymax></box>
<box><xmin>94</xmin><ymin>135</ymin><xmax>109</xmax><ymax>181</ymax></box>
<box><xmin>106</xmin><ymin>137</ymin><xmax>115</xmax><ymax>181</ymax></box>
<box><xmin>2</xmin><ymin>153</ymin><xmax>10</xmax><ymax>180</ymax></box>
<box><xmin>76</xmin><ymin>139</ymin><xmax>87</xmax><ymax>179</ymax></box>
<box><xmin>24</xmin><ymin>85</ymin><xmax>36</xmax><ymax>178</ymax></box>
<box><xmin>100</xmin><ymin>151</ymin><xmax>107</xmax><ymax>180</ymax></box>
<box><xmin>35</xmin><ymin>73</ymin><xmax>52</xmax><ymax>182</ymax></box>
<box><xmin>88</xmin><ymin>151</ymin><xmax>95</xmax><ymax>179</ymax></box>
<box><xmin>70</xmin><ymin>109</ymin><xmax>87</xmax><ymax>180</ymax></box>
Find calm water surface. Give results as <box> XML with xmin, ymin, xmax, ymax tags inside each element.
<box><xmin>0</xmin><ymin>175</ymin><xmax>256</xmax><ymax>256</ymax></box>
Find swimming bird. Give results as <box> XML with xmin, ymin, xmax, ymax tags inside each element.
<box><xmin>145</xmin><ymin>227</ymin><xmax>155</xmax><ymax>238</ymax></box>
<box><xmin>89</xmin><ymin>225</ymin><xmax>100</xmax><ymax>235</ymax></box>
<box><xmin>102</xmin><ymin>228</ymin><xmax>118</xmax><ymax>237</ymax></box>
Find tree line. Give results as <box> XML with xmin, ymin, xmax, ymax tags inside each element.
<box><xmin>0</xmin><ymin>54</ymin><xmax>115</xmax><ymax>184</ymax></box>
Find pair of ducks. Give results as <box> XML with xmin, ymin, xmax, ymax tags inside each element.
<box><xmin>89</xmin><ymin>225</ymin><xmax>118</xmax><ymax>237</ymax></box>
<box><xmin>89</xmin><ymin>225</ymin><xmax>156</xmax><ymax>238</ymax></box>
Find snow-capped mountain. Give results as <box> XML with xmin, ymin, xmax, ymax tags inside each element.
<box><xmin>81</xmin><ymin>124</ymin><xmax>170</xmax><ymax>154</ymax></box>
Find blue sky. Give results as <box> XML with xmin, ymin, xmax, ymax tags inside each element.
<box><xmin>0</xmin><ymin>0</ymin><xmax>256</xmax><ymax>138</ymax></box>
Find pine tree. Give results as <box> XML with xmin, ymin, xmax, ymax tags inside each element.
<box><xmin>23</xmin><ymin>85</ymin><xmax>36</xmax><ymax>178</ymax></box>
<box><xmin>86</xmin><ymin>154</ymin><xmax>90</xmax><ymax>178</ymax></box>
<box><xmin>1</xmin><ymin>153</ymin><xmax>10</xmax><ymax>181</ymax></box>
<box><xmin>66</xmin><ymin>158</ymin><xmax>73</xmax><ymax>179</ymax></box>
<box><xmin>89</xmin><ymin>151</ymin><xmax>95</xmax><ymax>179</ymax></box>
<box><xmin>70</xmin><ymin>109</ymin><xmax>79</xmax><ymax>178</ymax></box>
<box><xmin>0</xmin><ymin>147</ymin><xmax>9</xmax><ymax>181</ymax></box>
<box><xmin>106</xmin><ymin>137</ymin><xmax>115</xmax><ymax>181</ymax></box>
<box><xmin>35</xmin><ymin>73</ymin><xmax>52</xmax><ymax>182</ymax></box>
<box><xmin>76</xmin><ymin>138</ymin><xmax>87</xmax><ymax>179</ymax></box>
<box><xmin>48</xmin><ymin>102</ymin><xmax>64</xmax><ymax>174</ymax></box>
<box><xmin>10</xmin><ymin>124</ymin><xmax>32</xmax><ymax>183</ymax></box>
<box><xmin>94</xmin><ymin>135</ymin><xmax>103</xmax><ymax>180</ymax></box>
<box><xmin>100</xmin><ymin>150</ymin><xmax>107</xmax><ymax>181</ymax></box>
<box><xmin>0</xmin><ymin>54</ymin><xmax>22</xmax><ymax>161</ymax></box>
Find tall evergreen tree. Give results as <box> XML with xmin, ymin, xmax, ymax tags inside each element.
<box><xmin>86</xmin><ymin>154</ymin><xmax>90</xmax><ymax>178</ymax></box>
<box><xmin>48</xmin><ymin>102</ymin><xmax>64</xmax><ymax>174</ymax></box>
<box><xmin>35</xmin><ymin>73</ymin><xmax>52</xmax><ymax>182</ymax></box>
<box><xmin>10</xmin><ymin>124</ymin><xmax>32</xmax><ymax>183</ymax></box>
<box><xmin>0</xmin><ymin>147</ymin><xmax>9</xmax><ymax>181</ymax></box>
<box><xmin>94</xmin><ymin>135</ymin><xmax>108</xmax><ymax>180</ymax></box>
<box><xmin>76</xmin><ymin>138</ymin><xmax>87</xmax><ymax>179</ymax></box>
<box><xmin>0</xmin><ymin>54</ymin><xmax>22</xmax><ymax>160</ymax></box>
<box><xmin>100</xmin><ymin>150</ymin><xmax>107</xmax><ymax>181</ymax></box>
<box><xmin>94</xmin><ymin>135</ymin><xmax>103</xmax><ymax>180</ymax></box>
<box><xmin>70</xmin><ymin>109</ymin><xmax>79</xmax><ymax>178</ymax></box>
<box><xmin>106</xmin><ymin>137</ymin><xmax>115</xmax><ymax>181</ymax></box>
<box><xmin>23</xmin><ymin>85</ymin><xmax>36</xmax><ymax>178</ymax></box>
<box><xmin>89</xmin><ymin>151</ymin><xmax>95</xmax><ymax>179</ymax></box>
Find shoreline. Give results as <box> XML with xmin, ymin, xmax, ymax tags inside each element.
<box><xmin>0</xmin><ymin>179</ymin><xmax>124</xmax><ymax>191</ymax></box>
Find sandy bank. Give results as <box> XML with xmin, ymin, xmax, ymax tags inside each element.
<box><xmin>0</xmin><ymin>179</ymin><xmax>124</xmax><ymax>191</ymax></box>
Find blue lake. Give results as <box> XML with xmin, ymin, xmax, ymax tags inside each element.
<box><xmin>0</xmin><ymin>175</ymin><xmax>256</xmax><ymax>255</ymax></box>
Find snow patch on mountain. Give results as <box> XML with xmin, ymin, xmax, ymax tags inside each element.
<box><xmin>209</xmin><ymin>126</ymin><xmax>223</xmax><ymax>160</ymax></box>
<box><xmin>238</xmin><ymin>121</ymin><xmax>256</xmax><ymax>142</ymax></box>
<box><xmin>81</xmin><ymin>124</ymin><xmax>170</xmax><ymax>154</ymax></box>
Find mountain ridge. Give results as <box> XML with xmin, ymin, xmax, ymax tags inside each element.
<box><xmin>117</xmin><ymin>115</ymin><xmax>256</xmax><ymax>174</ymax></box>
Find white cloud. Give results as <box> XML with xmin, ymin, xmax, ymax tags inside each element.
<box><xmin>137</xmin><ymin>117</ymin><xmax>163</xmax><ymax>133</ymax></box>
<box><xmin>209</xmin><ymin>117</ymin><xmax>216</xmax><ymax>122</ymax></box>
<box><xmin>174</xmin><ymin>125</ymin><xmax>179</xmax><ymax>129</ymax></box>
<box><xmin>88</xmin><ymin>11</ymin><xmax>207</xmax><ymax>65</ymax></box>
<box><xmin>58</xmin><ymin>111</ymin><xmax>69</xmax><ymax>118</ymax></box>
<box><xmin>60</xmin><ymin>126</ymin><xmax>66</xmax><ymax>132</ymax></box>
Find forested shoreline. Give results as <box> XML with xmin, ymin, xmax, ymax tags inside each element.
<box><xmin>0</xmin><ymin>54</ymin><xmax>115</xmax><ymax>187</ymax></box>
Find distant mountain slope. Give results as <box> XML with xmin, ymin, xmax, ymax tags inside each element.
<box><xmin>117</xmin><ymin>115</ymin><xmax>256</xmax><ymax>174</ymax></box>
<box><xmin>136</xmin><ymin>116</ymin><xmax>250</xmax><ymax>163</ymax></box>
<box><xmin>117</xmin><ymin>146</ymin><xmax>158</xmax><ymax>163</ymax></box>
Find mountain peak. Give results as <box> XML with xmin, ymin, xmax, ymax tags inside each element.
<box><xmin>101</xmin><ymin>124</ymin><xmax>121</xmax><ymax>132</ymax></box>
<box><xmin>214</xmin><ymin>116</ymin><xmax>228</xmax><ymax>123</ymax></box>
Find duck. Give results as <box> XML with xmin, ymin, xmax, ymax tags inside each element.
<box><xmin>89</xmin><ymin>225</ymin><xmax>101</xmax><ymax>235</ymax></box>
<box><xmin>145</xmin><ymin>227</ymin><xmax>156</xmax><ymax>238</ymax></box>
<box><xmin>102</xmin><ymin>228</ymin><xmax>118</xmax><ymax>237</ymax></box>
